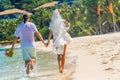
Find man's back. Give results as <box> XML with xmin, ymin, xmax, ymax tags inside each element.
<box><xmin>14</xmin><ymin>21</ymin><xmax>38</xmax><ymax>48</ymax></box>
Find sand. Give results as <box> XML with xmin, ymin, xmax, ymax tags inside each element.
<box><xmin>70</xmin><ymin>32</ymin><xmax>120</xmax><ymax>80</ymax></box>
<box><xmin>36</xmin><ymin>32</ymin><xmax>120</xmax><ymax>80</ymax></box>
<box><xmin>2</xmin><ymin>32</ymin><xmax>120</xmax><ymax>80</ymax></box>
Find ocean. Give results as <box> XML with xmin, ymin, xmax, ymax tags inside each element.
<box><xmin>0</xmin><ymin>47</ymin><xmax>74</xmax><ymax>80</ymax></box>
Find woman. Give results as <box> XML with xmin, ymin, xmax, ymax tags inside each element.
<box><xmin>46</xmin><ymin>9</ymin><xmax>72</xmax><ymax>73</ymax></box>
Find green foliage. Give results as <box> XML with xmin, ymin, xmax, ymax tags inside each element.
<box><xmin>31</xmin><ymin>8</ymin><xmax>52</xmax><ymax>28</ymax></box>
<box><xmin>0</xmin><ymin>18</ymin><xmax>21</xmax><ymax>41</ymax></box>
<box><xmin>0</xmin><ymin>0</ymin><xmax>15</xmax><ymax>11</ymax></box>
<box><xmin>0</xmin><ymin>0</ymin><xmax>120</xmax><ymax>42</ymax></box>
<box><xmin>39</xmin><ymin>26</ymin><xmax>49</xmax><ymax>39</ymax></box>
<box><xmin>12</xmin><ymin>0</ymin><xmax>53</xmax><ymax>12</ymax></box>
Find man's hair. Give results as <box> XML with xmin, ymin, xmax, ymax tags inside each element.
<box><xmin>23</xmin><ymin>14</ymin><xmax>30</xmax><ymax>19</ymax></box>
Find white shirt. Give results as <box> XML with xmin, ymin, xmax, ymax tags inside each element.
<box><xmin>14</xmin><ymin>21</ymin><xmax>38</xmax><ymax>48</ymax></box>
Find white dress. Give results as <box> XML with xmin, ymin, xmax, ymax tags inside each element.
<box><xmin>49</xmin><ymin>9</ymin><xmax>72</xmax><ymax>54</ymax></box>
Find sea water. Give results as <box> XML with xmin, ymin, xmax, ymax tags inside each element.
<box><xmin>0</xmin><ymin>48</ymin><xmax>74</xmax><ymax>80</ymax></box>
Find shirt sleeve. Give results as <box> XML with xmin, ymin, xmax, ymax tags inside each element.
<box><xmin>14</xmin><ymin>26</ymin><xmax>20</xmax><ymax>37</ymax></box>
<box><xmin>32</xmin><ymin>23</ymin><xmax>38</xmax><ymax>32</ymax></box>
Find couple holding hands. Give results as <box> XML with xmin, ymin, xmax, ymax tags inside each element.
<box><xmin>10</xmin><ymin>9</ymin><xmax>72</xmax><ymax>75</ymax></box>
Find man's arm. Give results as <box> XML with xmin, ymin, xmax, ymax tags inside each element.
<box><xmin>10</xmin><ymin>36</ymin><xmax>18</xmax><ymax>52</ymax></box>
<box><xmin>35</xmin><ymin>32</ymin><xmax>45</xmax><ymax>44</ymax></box>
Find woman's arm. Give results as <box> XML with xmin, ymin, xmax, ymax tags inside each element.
<box><xmin>46</xmin><ymin>29</ymin><xmax>53</xmax><ymax>46</ymax></box>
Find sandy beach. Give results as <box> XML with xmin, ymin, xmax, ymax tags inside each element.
<box><xmin>1</xmin><ymin>32</ymin><xmax>120</xmax><ymax>80</ymax></box>
<box><xmin>38</xmin><ymin>32</ymin><xmax>120</xmax><ymax>80</ymax></box>
<box><xmin>70</xmin><ymin>32</ymin><xmax>120</xmax><ymax>80</ymax></box>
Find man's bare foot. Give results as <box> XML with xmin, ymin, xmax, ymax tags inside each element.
<box><xmin>26</xmin><ymin>60</ymin><xmax>34</xmax><ymax>74</ymax></box>
<box><xmin>30</xmin><ymin>59</ymin><xmax>36</xmax><ymax>70</ymax></box>
<box><xmin>30</xmin><ymin>61</ymin><xmax>33</xmax><ymax>70</ymax></box>
<box><xmin>26</xmin><ymin>64</ymin><xmax>31</xmax><ymax>74</ymax></box>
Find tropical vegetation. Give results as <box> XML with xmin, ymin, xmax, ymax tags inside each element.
<box><xmin>0</xmin><ymin>0</ymin><xmax>120</xmax><ymax>43</ymax></box>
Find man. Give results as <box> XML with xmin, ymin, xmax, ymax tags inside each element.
<box><xmin>10</xmin><ymin>14</ymin><xmax>46</xmax><ymax>75</ymax></box>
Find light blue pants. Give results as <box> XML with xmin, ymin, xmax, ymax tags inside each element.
<box><xmin>22</xmin><ymin>47</ymin><xmax>36</xmax><ymax>61</ymax></box>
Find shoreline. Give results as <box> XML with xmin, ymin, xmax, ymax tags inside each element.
<box><xmin>0</xmin><ymin>39</ymin><xmax>76</xmax><ymax>80</ymax></box>
<box><xmin>1</xmin><ymin>32</ymin><xmax>120</xmax><ymax>80</ymax></box>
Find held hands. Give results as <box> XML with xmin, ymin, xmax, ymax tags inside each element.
<box><xmin>45</xmin><ymin>41</ymin><xmax>49</xmax><ymax>47</ymax></box>
<box><xmin>43</xmin><ymin>41</ymin><xmax>49</xmax><ymax>47</ymax></box>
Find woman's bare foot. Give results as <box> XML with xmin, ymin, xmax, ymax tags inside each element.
<box><xmin>59</xmin><ymin>66</ymin><xmax>63</xmax><ymax>73</ymax></box>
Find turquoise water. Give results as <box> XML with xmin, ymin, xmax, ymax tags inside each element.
<box><xmin>0</xmin><ymin>48</ymin><xmax>23</xmax><ymax>80</ymax></box>
<box><xmin>0</xmin><ymin>48</ymin><xmax>59</xmax><ymax>80</ymax></box>
<box><xmin>0</xmin><ymin>47</ymin><xmax>74</xmax><ymax>80</ymax></box>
